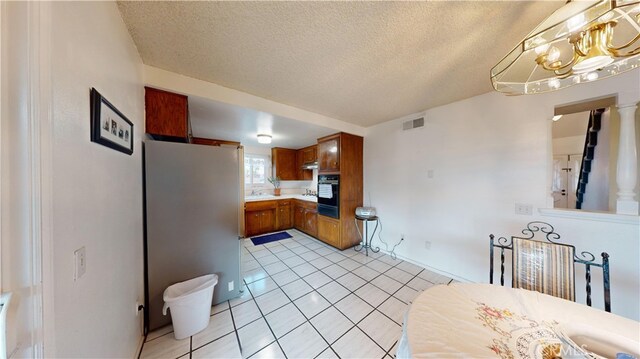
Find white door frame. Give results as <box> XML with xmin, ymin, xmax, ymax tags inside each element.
<box><xmin>34</xmin><ymin>2</ymin><xmax>55</xmax><ymax>356</ymax></box>
<box><xmin>0</xmin><ymin>2</ymin><xmax>54</xmax><ymax>357</ymax></box>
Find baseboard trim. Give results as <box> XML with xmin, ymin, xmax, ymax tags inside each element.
<box><xmin>376</xmin><ymin>248</ymin><xmax>472</xmax><ymax>284</ymax></box>
<box><xmin>134</xmin><ymin>335</ymin><xmax>145</xmax><ymax>359</ymax></box>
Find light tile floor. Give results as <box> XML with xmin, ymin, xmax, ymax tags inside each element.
<box><xmin>139</xmin><ymin>229</ymin><xmax>453</xmax><ymax>359</ymax></box>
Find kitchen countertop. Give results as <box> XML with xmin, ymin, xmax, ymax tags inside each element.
<box><xmin>245</xmin><ymin>194</ymin><xmax>317</xmax><ymax>203</ymax></box>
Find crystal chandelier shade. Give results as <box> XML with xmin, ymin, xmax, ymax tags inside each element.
<box><xmin>491</xmin><ymin>0</ymin><xmax>640</xmax><ymax>95</ymax></box>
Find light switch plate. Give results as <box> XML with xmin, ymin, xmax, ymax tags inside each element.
<box><xmin>74</xmin><ymin>247</ymin><xmax>86</xmax><ymax>280</ymax></box>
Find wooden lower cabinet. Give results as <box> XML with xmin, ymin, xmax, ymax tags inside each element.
<box><xmin>260</xmin><ymin>210</ymin><xmax>275</xmax><ymax>234</ymax></box>
<box><xmin>294</xmin><ymin>205</ymin><xmax>305</xmax><ymax>230</ymax></box>
<box><xmin>245</xmin><ymin>209</ymin><xmax>275</xmax><ymax>237</ymax></box>
<box><xmin>276</xmin><ymin>201</ymin><xmax>292</xmax><ymax>230</ymax></box>
<box><xmin>317</xmin><ymin>215</ymin><xmax>340</xmax><ymax>248</ymax></box>
<box><xmin>245</xmin><ymin>210</ymin><xmax>262</xmax><ymax>237</ymax></box>
<box><xmin>245</xmin><ymin>198</ymin><xmax>312</xmax><ymax>237</ymax></box>
<box><xmin>293</xmin><ymin>200</ymin><xmax>317</xmax><ymax>237</ymax></box>
<box><xmin>245</xmin><ymin>200</ymin><xmax>277</xmax><ymax>237</ymax></box>
<box><xmin>246</xmin><ymin>199</ymin><xmax>349</xmax><ymax>250</ymax></box>
<box><xmin>304</xmin><ymin>208</ymin><xmax>318</xmax><ymax>237</ymax></box>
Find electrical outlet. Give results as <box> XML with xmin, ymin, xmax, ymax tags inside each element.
<box><xmin>515</xmin><ymin>203</ymin><xmax>533</xmax><ymax>215</ymax></box>
<box><xmin>425</xmin><ymin>241</ymin><xmax>431</xmax><ymax>250</ymax></box>
<box><xmin>74</xmin><ymin>247</ymin><xmax>86</xmax><ymax>280</ymax></box>
<box><xmin>228</xmin><ymin>281</ymin><xmax>234</xmax><ymax>292</ymax></box>
<box><xmin>427</xmin><ymin>169</ymin><xmax>435</xmax><ymax>179</ymax></box>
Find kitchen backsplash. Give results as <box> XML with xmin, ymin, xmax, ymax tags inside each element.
<box><xmin>244</xmin><ymin>169</ymin><xmax>318</xmax><ymax>196</ymax></box>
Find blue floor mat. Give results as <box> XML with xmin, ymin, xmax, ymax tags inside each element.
<box><xmin>251</xmin><ymin>231</ymin><xmax>292</xmax><ymax>246</ymax></box>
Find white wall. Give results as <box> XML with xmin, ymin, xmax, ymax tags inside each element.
<box><xmin>364</xmin><ymin>69</ymin><xmax>640</xmax><ymax>320</ymax></box>
<box><xmin>49</xmin><ymin>2</ymin><xmax>144</xmax><ymax>357</ymax></box>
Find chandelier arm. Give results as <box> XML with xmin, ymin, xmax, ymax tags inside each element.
<box><xmin>573</xmin><ymin>40</ymin><xmax>589</xmax><ymax>58</ymax></box>
<box><xmin>609</xmin><ymin>47</ymin><xmax>640</xmax><ymax>57</ymax></box>
<box><xmin>572</xmin><ymin>30</ymin><xmax>591</xmax><ymax>58</ymax></box>
<box><xmin>608</xmin><ymin>33</ymin><xmax>640</xmax><ymax>51</ymax></box>
<box><xmin>553</xmin><ymin>69</ymin><xmax>574</xmax><ymax>79</ymax></box>
<box><xmin>614</xmin><ymin>47</ymin><xmax>640</xmax><ymax>57</ymax></box>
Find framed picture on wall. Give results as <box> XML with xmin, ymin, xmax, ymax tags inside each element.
<box><xmin>90</xmin><ymin>88</ymin><xmax>134</xmax><ymax>155</ymax></box>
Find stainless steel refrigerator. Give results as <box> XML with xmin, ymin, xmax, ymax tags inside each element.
<box><xmin>144</xmin><ymin>140</ymin><xmax>241</xmax><ymax>331</ymax></box>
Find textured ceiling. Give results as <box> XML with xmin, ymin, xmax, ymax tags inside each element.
<box><xmin>118</xmin><ymin>1</ymin><xmax>563</xmax><ymax>127</ymax></box>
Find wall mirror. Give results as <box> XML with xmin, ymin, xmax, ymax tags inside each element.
<box><xmin>551</xmin><ymin>97</ymin><xmax>639</xmax><ymax>213</ymax></box>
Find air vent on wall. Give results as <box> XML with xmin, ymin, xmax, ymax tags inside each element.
<box><xmin>402</xmin><ymin>117</ymin><xmax>424</xmax><ymax>130</ymax></box>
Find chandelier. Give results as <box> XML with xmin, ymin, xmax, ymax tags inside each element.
<box><xmin>491</xmin><ymin>0</ymin><xmax>640</xmax><ymax>95</ymax></box>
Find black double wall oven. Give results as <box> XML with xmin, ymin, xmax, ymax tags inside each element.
<box><xmin>317</xmin><ymin>175</ymin><xmax>339</xmax><ymax>219</ymax></box>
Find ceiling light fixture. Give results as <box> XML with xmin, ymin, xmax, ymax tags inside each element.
<box><xmin>257</xmin><ymin>134</ymin><xmax>272</xmax><ymax>144</ymax></box>
<box><xmin>491</xmin><ymin>0</ymin><xmax>640</xmax><ymax>95</ymax></box>
<box><xmin>552</xmin><ymin>115</ymin><xmax>563</xmax><ymax>121</ymax></box>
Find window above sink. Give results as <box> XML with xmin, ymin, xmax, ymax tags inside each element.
<box><xmin>244</xmin><ymin>153</ymin><xmax>272</xmax><ymax>195</ymax></box>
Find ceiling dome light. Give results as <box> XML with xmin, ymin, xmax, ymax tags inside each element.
<box><xmin>491</xmin><ymin>0</ymin><xmax>640</xmax><ymax>95</ymax></box>
<box><xmin>257</xmin><ymin>134</ymin><xmax>272</xmax><ymax>144</ymax></box>
<box><xmin>552</xmin><ymin>115</ymin><xmax>563</xmax><ymax>121</ymax></box>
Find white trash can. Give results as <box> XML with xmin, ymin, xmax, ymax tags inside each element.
<box><xmin>162</xmin><ymin>274</ymin><xmax>218</xmax><ymax>339</ymax></box>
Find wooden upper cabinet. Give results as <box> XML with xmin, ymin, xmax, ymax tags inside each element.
<box><xmin>274</xmin><ymin>146</ymin><xmax>316</xmax><ymax>181</ymax></box>
<box><xmin>272</xmin><ymin>148</ymin><xmax>297</xmax><ymax>180</ymax></box>
<box><xmin>144</xmin><ymin>87</ymin><xmax>190</xmax><ymax>142</ymax></box>
<box><xmin>302</xmin><ymin>146</ymin><xmax>317</xmax><ymax>163</ymax></box>
<box><xmin>296</xmin><ymin>145</ymin><xmax>316</xmax><ymax>180</ymax></box>
<box><xmin>296</xmin><ymin>150</ymin><xmax>305</xmax><ymax>180</ymax></box>
<box><xmin>318</xmin><ymin>135</ymin><xmax>340</xmax><ymax>172</ymax></box>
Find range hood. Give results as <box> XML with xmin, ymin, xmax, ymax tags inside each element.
<box><xmin>302</xmin><ymin>161</ymin><xmax>318</xmax><ymax>170</ymax></box>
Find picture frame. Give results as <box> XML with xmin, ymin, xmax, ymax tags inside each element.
<box><xmin>90</xmin><ymin>88</ymin><xmax>134</xmax><ymax>155</ymax></box>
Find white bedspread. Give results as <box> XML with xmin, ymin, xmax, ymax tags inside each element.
<box><xmin>397</xmin><ymin>283</ymin><xmax>640</xmax><ymax>359</ymax></box>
